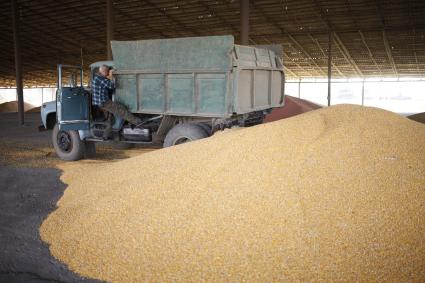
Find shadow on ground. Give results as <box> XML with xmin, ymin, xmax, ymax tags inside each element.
<box><xmin>0</xmin><ymin>166</ymin><xmax>104</xmax><ymax>283</ymax></box>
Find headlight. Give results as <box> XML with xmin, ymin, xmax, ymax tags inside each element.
<box><xmin>42</xmin><ymin>104</ymin><xmax>47</xmax><ymax>108</ymax></box>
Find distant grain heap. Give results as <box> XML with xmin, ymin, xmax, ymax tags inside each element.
<box><xmin>41</xmin><ymin>105</ymin><xmax>425</xmax><ymax>282</ymax></box>
<box><xmin>409</xmin><ymin>112</ymin><xmax>425</xmax><ymax>124</ymax></box>
<box><xmin>0</xmin><ymin>101</ymin><xmax>35</xmax><ymax>112</ymax></box>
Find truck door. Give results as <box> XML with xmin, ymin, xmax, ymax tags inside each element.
<box><xmin>56</xmin><ymin>64</ymin><xmax>90</xmax><ymax>131</ymax></box>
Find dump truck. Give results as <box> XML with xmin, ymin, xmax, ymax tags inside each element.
<box><xmin>52</xmin><ymin>35</ymin><xmax>285</xmax><ymax>161</ymax></box>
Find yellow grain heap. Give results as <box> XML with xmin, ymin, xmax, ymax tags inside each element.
<box><xmin>40</xmin><ymin>105</ymin><xmax>425</xmax><ymax>282</ymax></box>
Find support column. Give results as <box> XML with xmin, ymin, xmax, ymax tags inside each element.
<box><xmin>106</xmin><ymin>0</ymin><xmax>114</xmax><ymax>60</ymax></box>
<box><xmin>298</xmin><ymin>79</ymin><xmax>301</xmax><ymax>98</ymax></box>
<box><xmin>327</xmin><ymin>31</ymin><xmax>332</xmax><ymax>107</ymax></box>
<box><xmin>361</xmin><ymin>80</ymin><xmax>365</xmax><ymax>106</ymax></box>
<box><xmin>12</xmin><ymin>0</ymin><xmax>24</xmax><ymax>125</ymax></box>
<box><xmin>240</xmin><ymin>0</ymin><xmax>249</xmax><ymax>45</ymax></box>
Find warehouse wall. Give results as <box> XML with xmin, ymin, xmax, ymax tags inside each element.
<box><xmin>0</xmin><ymin>88</ymin><xmax>56</xmax><ymax>108</ymax></box>
<box><xmin>286</xmin><ymin>79</ymin><xmax>425</xmax><ymax>115</ymax></box>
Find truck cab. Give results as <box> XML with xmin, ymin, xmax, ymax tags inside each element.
<box><xmin>40</xmin><ymin>61</ymin><xmax>114</xmax><ymax>130</ymax></box>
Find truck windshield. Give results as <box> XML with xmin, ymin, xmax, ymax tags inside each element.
<box><xmin>58</xmin><ymin>65</ymin><xmax>83</xmax><ymax>88</ymax></box>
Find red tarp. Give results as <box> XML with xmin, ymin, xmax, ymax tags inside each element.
<box><xmin>265</xmin><ymin>95</ymin><xmax>322</xmax><ymax>123</ymax></box>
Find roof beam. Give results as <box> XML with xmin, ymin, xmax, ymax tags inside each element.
<box><xmin>413</xmin><ymin>29</ymin><xmax>420</xmax><ymax>73</ymax></box>
<box><xmin>201</xmin><ymin>0</ymin><xmax>257</xmax><ymax>45</ymax></box>
<box><xmin>142</xmin><ymin>0</ymin><xmax>200</xmax><ymax>37</ymax></box>
<box><xmin>261</xmin><ymin>36</ymin><xmax>299</xmax><ymax>78</ymax></box>
<box><xmin>345</xmin><ymin>0</ymin><xmax>382</xmax><ymax>76</ymax></box>
<box><xmin>407</xmin><ymin>1</ymin><xmax>420</xmax><ymax>74</ymax></box>
<box><xmin>358</xmin><ymin>31</ymin><xmax>383</xmax><ymax>76</ymax></box>
<box><xmin>25</xmin><ymin>0</ymin><xmax>101</xmax><ymax>47</ymax></box>
<box><xmin>112</xmin><ymin>7</ymin><xmax>167</xmax><ymax>39</ymax></box>
<box><xmin>282</xmin><ymin>50</ymin><xmax>315</xmax><ymax>77</ymax></box>
<box><xmin>234</xmin><ymin>25</ymin><xmax>425</xmax><ymax>38</ymax></box>
<box><xmin>198</xmin><ymin>0</ymin><xmax>256</xmax><ymax>44</ymax></box>
<box><xmin>0</xmin><ymin>32</ymin><xmax>63</xmax><ymax>80</ymax></box>
<box><xmin>333</xmin><ymin>33</ymin><xmax>363</xmax><ymax>76</ymax></box>
<box><xmin>197</xmin><ymin>1</ymin><xmax>236</xmax><ymax>35</ymax></box>
<box><xmin>283</xmin><ymin>66</ymin><xmax>298</xmax><ymax>78</ymax></box>
<box><xmin>375</xmin><ymin>0</ymin><xmax>398</xmax><ymax>76</ymax></box>
<box><xmin>308</xmin><ymin>34</ymin><xmax>344</xmax><ymax>77</ymax></box>
<box><xmin>19</xmin><ymin>2</ymin><xmax>100</xmax><ymax>50</ymax></box>
<box><xmin>251</xmin><ymin>2</ymin><xmax>327</xmax><ymax>76</ymax></box>
<box><xmin>312</xmin><ymin>0</ymin><xmax>363</xmax><ymax>77</ymax></box>
<box><xmin>382</xmin><ymin>31</ymin><xmax>398</xmax><ymax>76</ymax></box>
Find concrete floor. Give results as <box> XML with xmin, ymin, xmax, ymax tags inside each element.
<box><xmin>0</xmin><ymin>113</ymin><xmax>104</xmax><ymax>282</ymax></box>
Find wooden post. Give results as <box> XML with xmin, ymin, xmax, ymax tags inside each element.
<box><xmin>12</xmin><ymin>0</ymin><xmax>24</xmax><ymax>125</ymax></box>
<box><xmin>327</xmin><ymin>31</ymin><xmax>332</xmax><ymax>106</ymax></box>
<box><xmin>298</xmin><ymin>79</ymin><xmax>301</xmax><ymax>98</ymax></box>
<box><xmin>106</xmin><ymin>0</ymin><xmax>114</xmax><ymax>60</ymax></box>
<box><xmin>240</xmin><ymin>0</ymin><xmax>249</xmax><ymax>45</ymax></box>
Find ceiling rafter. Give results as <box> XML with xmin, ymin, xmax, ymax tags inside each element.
<box><xmin>375</xmin><ymin>0</ymin><xmax>398</xmax><ymax>76</ymax></box>
<box><xmin>312</xmin><ymin>0</ymin><xmax>363</xmax><ymax>77</ymax></box>
<box><xmin>141</xmin><ymin>0</ymin><xmax>201</xmax><ymax>37</ymax></box>
<box><xmin>308</xmin><ymin>34</ymin><xmax>344</xmax><ymax>77</ymax></box>
<box><xmin>0</xmin><ymin>0</ymin><xmax>424</xmax><ymax>86</ymax></box>
<box><xmin>344</xmin><ymin>0</ymin><xmax>383</xmax><ymax>76</ymax></box>
<box><xmin>358</xmin><ymin>31</ymin><xmax>383</xmax><ymax>76</ymax></box>
<box><xmin>251</xmin><ymin>2</ymin><xmax>327</xmax><ymax>76</ymax></box>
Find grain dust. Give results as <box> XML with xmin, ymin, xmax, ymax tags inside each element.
<box><xmin>40</xmin><ymin>105</ymin><xmax>425</xmax><ymax>282</ymax></box>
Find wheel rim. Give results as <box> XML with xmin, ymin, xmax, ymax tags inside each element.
<box><xmin>174</xmin><ymin>136</ymin><xmax>192</xmax><ymax>145</ymax></box>
<box><xmin>57</xmin><ymin>130</ymin><xmax>73</xmax><ymax>152</ymax></box>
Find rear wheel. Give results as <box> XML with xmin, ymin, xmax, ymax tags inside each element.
<box><xmin>197</xmin><ymin>123</ymin><xmax>212</xmax><ymax>135</ymax></box>
<box><xmin>163</xmin><ymin>123</ymin><xmax>209</xmax><ymax>147</ymax></box>
<box><xmin>52</xmin><ymin>124</ymin><xmax>85</xmax><ymax>161</ymax></box>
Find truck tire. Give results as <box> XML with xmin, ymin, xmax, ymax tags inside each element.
<box><xmin>197</xmin><ymin>123</ymin><xmax>212</xmax><ymax>135</ymax></box>
<box><xmin>163</xmin><ymin>123</ymin><xmax>209</xmax><ymax>147</ymax></box>
<box><xmin>52</xmin><ymin>124</ymin><xmax>85</xmax><ymax>161</ymax></box>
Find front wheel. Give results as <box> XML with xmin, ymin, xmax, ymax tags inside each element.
<box><xmin>52</xmin><ymin>124</ymin><xmax>85</xmax><ymax>161</ymax></box>
<box><xmin>163</xmin><ymin>123</ymin><xmax>209</xmax><ymax>147</ymax></box>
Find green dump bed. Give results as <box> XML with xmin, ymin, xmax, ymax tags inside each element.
<box><xmin>111</xmin><ymin>35</ymin><xmax>284</xmax><ymax>118</ymax></box>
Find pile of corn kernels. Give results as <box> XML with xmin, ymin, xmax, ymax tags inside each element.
<box><xmin>41</xmin><ymin>105</ymin><xmax>425</xmax><ymax>282</ymax></box>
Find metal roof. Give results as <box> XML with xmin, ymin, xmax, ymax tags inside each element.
<box><xmin>1</xmin><ymin>0</ymin><xmax>424</xmax><ymax>86</ymax></box>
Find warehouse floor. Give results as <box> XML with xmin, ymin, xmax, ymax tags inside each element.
<box><xmin>0</xmin><ymin>113</ymin><xmax>103</xmax><ymax>282</ymax></box>
<box><xmin>0</xmin><ymin>113</ymin><xmax>155</xmax><ymax>282</ymax></box>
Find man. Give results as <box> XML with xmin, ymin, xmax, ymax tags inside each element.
<box><xmin>91</xmin><ymin>65</ymin><xmax>141</xmax><ymax>137</ymax></box>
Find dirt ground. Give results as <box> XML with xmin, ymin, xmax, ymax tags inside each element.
<box><xmin>0</xmin><ymin>113</ymin><xmax>156</xmax><ymax>282</ymax></box>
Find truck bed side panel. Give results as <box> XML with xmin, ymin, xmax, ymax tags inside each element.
<box><xmin>116</xmin><ymin>72</ymin><xmax>229</xmax><ymax>116</ymax></box>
